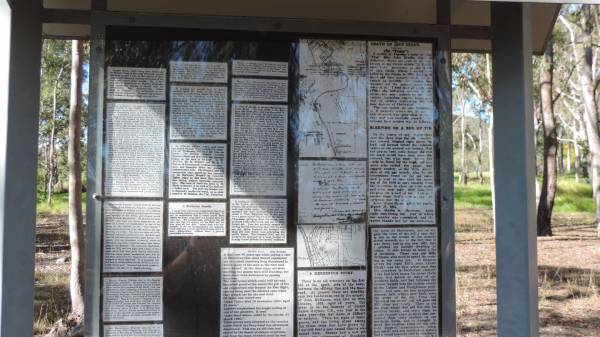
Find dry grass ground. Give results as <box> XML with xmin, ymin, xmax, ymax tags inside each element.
<box><xmin>456</xmin><ymin>210</ymin><xmax>600</xmax><ymax>337</ymax></box>
<box><xmin>34</xmin><ymin>209</ymin><xmax>600</xmax><ymax>336</ymax></box>
<box><xmin>34</xmin><ymin>214</ymin><xmax>70</xmax><ymax>336</ymax></box>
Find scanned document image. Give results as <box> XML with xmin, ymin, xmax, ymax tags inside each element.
<box><xmin>168</xmin><ymin>202</ymin><xmax>226</xmax><ymax>236</ymax></box>
<box><xmin>230</xmin><ymin>103</ymin><xmax>287</xmax><ymax>196</ymax></box>
<box><xmin>169</xmin><ymin>85</ymin><xmax>227</xmax><ymax>140</ymax></box>
<box><xmin>367</xmin><ymin>41</ymin><xmax>435</xmax><ymax>225</ymax></box>
<box><xmin>298</xmin><ymin>160</ymin><xmax>366</xmax><ymax>224</ymax></box>
<box><xmin>297</xmin><ymin>223</ymin><xmax>365</xmax><ymax>268</ymax></box>
<box><xmin>103</xmin><ymin>324</ymin><xmax>163</xmax><ymax>337</ymax></box>
<box><xmin>297</xmin><ymin>39</ymin><xmax>367</xmax><ymax>158</ymax></box>
<box><xmin>169</xmin><ymin>143</ymin><xmax>227</xmax><ymax>199</ymax></box>
<box><xmin>220</xmin><ymin>248</ymin><xmax>294</xmax><ymax>337</ymax></box>
<box><xmin>105</xmin><ymin>102</ymin><xmax>164</xmax><ymax>197</ymax></box>
<box><xmin>103</xmin><ymin>201</ymin><xmax>162</xmax><ymax>273</ymax></box>
<box><xmin>103</xmin><ymin>277</ymin><xmax>163</xmax><ymax>322</ymax></box>
<box><xmin>297</xmin><ymin>270</ymin><xmax>366</xmax><ymax>337</ymax></box>
<box><xmin>232</xmin><ymin>60</ymin><xmax>288</xmax><ymax>77</ymax></box>
<box><xmin>369</xmin><ymin>124</ymin><xmax>435</xmax><ymax>225</ymax></box>
<box><xmin>371</xmin><ymin>227</ymin><xmax>438</xmax><ymax>336</ymax></box>
<box><xmin>230</xmin><ymin>198</ymin><xmax>287</xmax><ymax>244</ymax></box>
<box><xmin>368</xmin><ymin>41</ymin><xmax>433</xmax><ymax>125</ymax></box>
<box><xmin>232</xmin><ymin>78</ymin><xmax>288</xmax><ymax>102</ymax></box>
<box><xmin>169</xmin><ymin>61</ymin><xmax>228</xmax><ymax>83</ymax></box>
<box><xmin>107</xmin><ymin>67</ymin><xmax>166</xmax><ymax>100</ymax></box>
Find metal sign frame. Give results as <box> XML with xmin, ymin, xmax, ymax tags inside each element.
<box><xmin>85</xmin><ymin>9</ymin><xmax>455</xmax><ymax>337</ymax></box>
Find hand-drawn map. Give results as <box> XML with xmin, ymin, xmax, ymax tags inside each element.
<box><xmin>297</xmin><ymin>223</ymin><xmax>366</xmax><ymax>268</ymax></box>
<box><xmin>297</xmin><ymin>40</ymin><xmax>367</xmax><ymax>158</ymax></box>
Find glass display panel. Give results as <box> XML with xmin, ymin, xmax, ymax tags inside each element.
<box><xmin>98</xmin><ymin>28</ymin><xmax>440</xmax><ymax>337</ymax></box>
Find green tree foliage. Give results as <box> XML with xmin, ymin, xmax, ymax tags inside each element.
<box><xmin>452</xmin><ymin>53</ymin><xmax>493</xmax><ymax>183</ymax></box>
<box><xmin>38</xmin><ymin>40</ymin><xmax>88</xmax><ymax>201</ymax></box>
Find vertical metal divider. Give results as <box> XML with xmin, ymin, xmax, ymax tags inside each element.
<box><xmin>436</xmin><ymin>1</ymin><xmax>457</xmax><ymax>333</ymax></box>
<box><xmin>364</xmin><ymin>39</ymin><xmax>372</xmax><ymax>337</ymax></box>
<box><xmin>289</xmin><ymin>40</ymin><xmax>299</xmax><ymax>337</ymax></box>
<box><xmin>85</xmin><ymin>7</ymin><xmax>108</xmax><ymax>337</ymax></box>
<box><xmin>224</xmin><ymin>55</ymin><xmax>234</xmax><ymax>336</ymax></box>
<box><xmin>289</xmin><ymin>42</ymin><xmax>297</xmax><ymax>337</ymax></box>
<box><xmin>162</xmin><ymin>58</ymin><xmax>171</xmax><ymax>334</ymax></box>
<box><xmin>436</xmin><ymin>36</ymin><xmax>457</xmax><ymax>337</ymax></box>
<box><xmin>84</xmin><ymin>12</ymin><xmax>106</xmax><ymax>337</ymax></box>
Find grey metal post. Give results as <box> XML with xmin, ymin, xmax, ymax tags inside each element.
<box><xmin>491</xmin><ymin>3</ymin><xmax>539</xmax><ymax>337</ymax></box>
<box><xmin>83</xmin><ymin>12</ymin><xmax>105</xmax><ymax>337</ymax></box>
<box><xmin>0</xmin><ymin>1</ymin><xmax>42</xmax><ymax>336</ymax></box>
<box><xmin>436</xmin><ymin>1</ymin><xmax>457</xmax><ymax>337</ymax></box>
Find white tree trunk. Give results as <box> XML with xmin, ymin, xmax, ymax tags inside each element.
<box><xmin>478</xmin><ymin>114</ymin><xmax>484</xmax><ymax>183</ymax></box>
<box><xmin>574</xmin><ymin>141</ymin><xmax>581</xmax><ymax>183</ymax></box>
<box><xmin>561</xmin><ymin>9</ymin><xmax>600</xmax><ymax>237</ymax></box>
<box><xmin>68</xmin><ymin>39</ymin><xmax>85</xmax><ymax>322</ymax></box>
<box><xmin>460</xmin><ymin>98</ymin><xmax>468</xmax><ymax>185</ymax></box>
<box><xmin>566</xmin><ymin>142</ymin><xmax>572</xmax><ymax>173</ymax></box>
<box><xmin>46</xmin><ymin>67</ymin><xmax>64</xmax><ymax>205</ymax></box>
<box><xmin>537</xmin><ymin>40</ymin><xmax>557</xmax><ymax>236</ymax></box>
<box><xmin>488</xmin><ymin>110</ymin><xmax>496</xmax><ymax>233</ymax></box>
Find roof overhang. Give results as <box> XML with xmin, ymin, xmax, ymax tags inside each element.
<box><xmin>41</xmin><ymin>0</ymin><xmax>560</xmax><ymax>54</ymax></box>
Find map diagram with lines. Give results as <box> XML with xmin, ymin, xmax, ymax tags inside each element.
<box><xmin>297</xmin><ymin>223</ymin><xmax>366</xmax><ymax>268</ymax></box>
<box><xmin>297</xmin><ymin>39</ymin><xmax>367</xmax><ymax>158</ymax></box>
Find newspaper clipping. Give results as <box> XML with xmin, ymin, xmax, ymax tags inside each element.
<box><xmin>107</xmin><ymin>67</ymin><xmax>166</xmax><ymax>100</ymax></box>
<box><xmin>298</xmin><ymin>160</ymin><xmax>366</xmax><ymax>224</ymax></box>
<box><xmin>103</xmin><ymin>324</ymin><xmax>163</xmax><ymax>337</ymax></box>
<box><xmin>232</xmin><ymin>60</ymin><xmax>288</xmax><ymax>77</ymax></box>
<box><xmin>169</xmin><ymin>143</ymin><xmax>227</xmax><ymax>199</ymax></box>
<box><xmin>105</xmin><ymin>102</ymin><xmax>165</xmax><ymax>197</ymax></box>
<box><xmin>297</xmin><ymin>270</ymin><xmax>366</xmax><ymax>337</ymax></box>
<box><xmin>169</xmin><ymin>61</ymin><xmax>228</xmax><ymax>83</ymax></box>
<box><xmin>368</xmin><ymin>41</ymin><xmax>435</xmax><ymax>225</ymax></box>
<box><xmin>230</xmin><ymin>103</ymin><xmax>287</xmax><ymax>196</ymax></box>
<box><xmin>371</xmin><ymin>227</ymin><xmax>438</xmax><ymax>336</ymax></box>
<box><xmin>369</xmin><ymin>124</ymin><xmax>435</xmax><ymax>225</ymax></box>
<box><xmin>230</xmin><ymin>198</ymin><xmax>287</xmax><ymax>244</ymax></box>
<box><xmin>220</xmin><ymin>248</ymin><xmax>294</xmax><ymax>337</ymax></box>
<box><xmin>169</xmin><ymin>85</ymin><xmax>228</xmax><ymax>140</ymax></box>
<box><xmin>103</xmin><ymin>201</ymin><xmax>163</xmax><ymax>273</ymax></box>
<box><xmin>232</xmin><ymin>78</ymin><xmax>288</xmax><ymax>102</ymax></box>
<box><xmin>103</xmin><ymin>277</ymin><xmax>163</xmax><ymax>322</ymax></box>
<box><xmin>168</xmin><ymin>202</ymin><xmax>226</xmax><ymax>236</ymax></box>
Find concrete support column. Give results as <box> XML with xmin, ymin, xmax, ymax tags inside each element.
<box><xmin>0</xmin><ymin>1</ymin><xmax>42</xmax><ymax>336</ymax></box>
<box><xmin>491</xmin><ymin>3</ymin><xmax>539</xmax><ymax>337</ymax></box>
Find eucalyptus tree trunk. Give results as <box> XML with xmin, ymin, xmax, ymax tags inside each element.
<box><xmin>574</xmin><ymin>141</ymin><xmax>581</xmax><ymax>183</ymax></box>
<box><xmin>537</xmin><ymin>40</ymin><xmax>557</xmax><ymax>236</ymax></box>
<box><xmin>477</xmin><ymin>114</ymin><xmax>484</xmax><ymax>183</ymax></box>
<box><xmin>459</xmin><ymin>98</ymin><xmax>468</xmax><ymax>185</ymax></box>
<box><xmin>566</xmin><ymin>142</ymin><xmax>572</xmax><ymax>173</ymax></box>
<box><xmin>47</xmin><ymin>66</ymin><xmax>64</xmax><ymax>205</ymax></box>
<box><xmin>579</xmin><ymin>7</ymin><xmax>600</xmax><ymax>238</ymax></box>
<box><xmin>483</xmin><ymin>54</ymin><xmax>497</xmax><ymax>233</ymax></box>
<box><xmin>563</xmin><ymin>7</ymin><xmax>600</xmax><ymax>237</ymax></box>
<box><xmin>557</xmin><ymin>139</ymin><xmax>564</xmax><ymax>174</ymax></box>
<box><xmin>68</xmin><ymin>39</ymin><xmax>85</xmax><ymax>327</ymax></box>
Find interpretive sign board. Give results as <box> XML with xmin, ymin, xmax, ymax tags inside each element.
<box><xmin>94</xmin><ymin>29</ymin><xmax>442</xmax><ymax>337</ymax></box>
